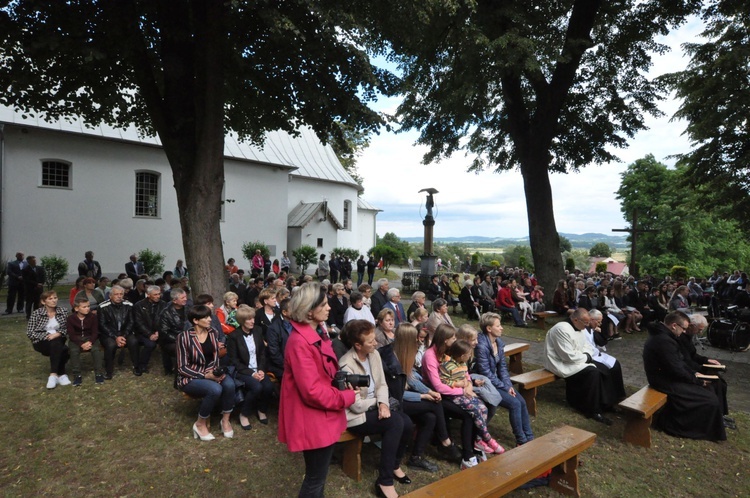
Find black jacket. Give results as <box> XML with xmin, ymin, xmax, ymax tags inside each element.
<box><xmin>226</xmin><ymin>325</ymin><xmax>267</xmax><ymax>376</ymax></box>
<box><xmin>98</xmin><ymin>300</ymin><xmax>134</xmax><ymax>339</ymax></box>
<box><xmin>159</xmin><ymin>303</ymin><xmax>187</xmax><ymax>343</ymax></box>
<box><xmin>327</xmin><ymin>295</ymin><xmax>349</xmax><ymax>329</ymax></box>
<box><xmin>132</xmin><ymin>298</ymin><xmax>168</xmax><ymax>338</ymax></box>
<box><xmin>266</xmin><ymin>319</ymin><xmax>292</xmax><ymax>378</ymax></box>
<box><xmin>379</xmin><ymin>343</ymin><xmax>406</xmax><ymax>403</ymax></box>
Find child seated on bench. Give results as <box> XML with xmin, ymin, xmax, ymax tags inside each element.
<box><xmin>440</xmin><ymin>340</ymin><xmax>505</xmax><ymax>457</ymax></box>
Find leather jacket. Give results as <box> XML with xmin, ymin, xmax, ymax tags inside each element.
<box><xmin>98</xmin><ymin>300</ymin><xmax>134</xmax><ymax>339</ymax></box>
<box><xmin>132</xmin><ymin>298</ymin><xmax>168</xmax><ymax>338</ymax></box>
<box><xmin>159</xmin><ymin>303</ymin><xmax>187</xmax><ymax>343</ymax></box>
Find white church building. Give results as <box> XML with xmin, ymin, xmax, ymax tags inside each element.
<box><xmin>0</xmin><ymin>106</ymin><xmax>380</xmax><ymax>278</ymax></box>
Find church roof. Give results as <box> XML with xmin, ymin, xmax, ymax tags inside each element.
<box><xmin>287</xmin><ymin>202</ymin><xmax>343</xmax><ymax>229</ymax></box>
<box><xmin>357</xmin><ymin>197</ymin><xmax>382</xmax><ymax>212</ymax></box>
<box><xmin>0</xmin><ymin>105</ymin><xmax>361</xmax><ymax>190</ymax></box>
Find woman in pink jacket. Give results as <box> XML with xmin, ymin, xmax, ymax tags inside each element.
<box><xmin>278</xmin><ymin>282</ymin><xmax>356</xmax><ymax>498</ymax></box>
<box><xmin>421</xmin><ymin>323</ymin><xmax>479</xmax><ymax>469</ymax></box>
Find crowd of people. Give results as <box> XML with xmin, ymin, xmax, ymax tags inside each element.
<box><xmin>17</xmin><ymin>249</ymin><xmax>747</xmax><ymax>496</ymax></box>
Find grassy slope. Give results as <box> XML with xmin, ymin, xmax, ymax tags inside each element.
<box><xmin>1</xmin><ymin>316</ymin><xmax>748</xmax><ymax>497</ymax></box>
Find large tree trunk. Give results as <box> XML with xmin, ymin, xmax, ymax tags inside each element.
<box><xmin>122</xmin><ymin>0</ymin><xmax>229</xmax><ymax>300</ymax></box>
<box><xmin>520</xmin><ymin>152</ymin><xmax>564</xmax><ymax>308</ymax></box>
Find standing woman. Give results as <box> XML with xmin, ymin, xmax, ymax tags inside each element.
<box><xmin>340</xmin><ymin>320</ymin><xmax>413</xmax><ymax>498</ymax></box>
<box><xmin>26</xmin><ymin>291</ymin><xmax>71</xmax><ymax>388</ymax></box>
<box><xmin>317</xmin><ymin>254</ymin><xmax>330</xmax><ymax>282</ymax></box>
<box><xmin>176</xmin><ymin>305</ymin><xmax>235</xmax><ymax>441</ymax></box>
<box><xmin>280</xmin><ymin>251</ymin><xmax>291</xmax><ymax>275</ymax></box>
<box><xmin>278</xmin><ymin>283</ymin><xmax>356</xmax><ymax>498</ymax></box>
<box><xmin>173</xmin><ymin>259</ymin><xmax>188</xmax><ymax>278</ymax></box>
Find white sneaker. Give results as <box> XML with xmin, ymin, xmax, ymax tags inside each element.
<box><xmin>46</xmin><ymin>375</ymin><xmax>57</xmax><ymax>389</ymax></box>
<box><xmin>460</xmin><ymin>456</ymin><xmax>478</xmax><ymax>470</ymax></box>
<box><xmin>57</xmin><ymin>374</ymin><xmax>72</xmax><ymax>386</ymax></box>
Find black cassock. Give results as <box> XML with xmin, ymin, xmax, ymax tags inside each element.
<box><xmin>643</xmin><ymin>323</ymin><xmax>726</xmax><ymax>441</ymax></box>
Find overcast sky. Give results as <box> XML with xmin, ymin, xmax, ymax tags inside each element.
<box><xmin>357</xmin><ymin>17</ymin><xmax>704</xmax><ymax>239</ymax></box>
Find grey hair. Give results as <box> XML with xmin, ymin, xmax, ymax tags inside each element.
<box><xmin>377</xmin><ymin>278</ymin><xmax>389</xmax><ymax>289</ymax></box>
<box><xmin>412</xmin><ymin>291</ymin><xmax>425</xmax><ymax>300</ymax></box>
<box><xmin>588</xmin><ymin>309</ymin><xmax>603</xmax><ymax>320</ymax></box>
<box><xmin>689</xmin><ymin>313</ymin><xmax>708</xmax><ymax>329</ymax></box>
<box><xmin>119</xmin><ymin>278</ymin><xmax>133</xmax><ymax>290</ymax></box>
<box><xmin>170</xmin><ymin>287</ymin><xmax>187</xmax><ymax>300</ymax></box>
<box><xmin>386</xmin><ymin>288</ymin><xmax>400</xmax><ymax>299</ymax></box>
<box><xmin>146</xmin><ymin>285</ymin><xmax>161</xmax><ymax>295</ymax></box>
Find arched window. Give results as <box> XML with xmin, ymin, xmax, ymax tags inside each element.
<box><xmin>135</xmin><ymin>171</ymin><xmax>160</xmax><ymax>217</ymax></box>
<box><xmin>40</xmin><ymin>160</ymin><xmax>72</xmax><ymax>188</ymax></box>
<box><xmin>343</xmin><ymin>200</ymin><xmax>351</xmax><ymax>230</ymax></box>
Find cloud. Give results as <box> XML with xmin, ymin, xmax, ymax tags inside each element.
<box><xmin>359</xmin><ymin>18</ymin><xmax>701</xmax><ymax>239</ymax></box>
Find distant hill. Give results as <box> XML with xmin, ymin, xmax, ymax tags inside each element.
<box><xmin>401</xmin><ymin>233</ymin><xmax>629</xmax><ymax>249</ymax></box>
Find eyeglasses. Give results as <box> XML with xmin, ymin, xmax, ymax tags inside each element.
<box><xmin>674</xmin><ymin>323</ymin><xmax>688</xmax><ymax>332</ymax></box>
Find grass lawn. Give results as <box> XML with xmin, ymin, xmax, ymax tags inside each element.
<box><xmin>1</xmin><ymin>315</ymin><xmax>748</xmax><ymax>497</ymax></box>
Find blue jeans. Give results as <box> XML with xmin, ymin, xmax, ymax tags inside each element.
<box><xmin>499</xmin><ymin>389</ymin><xmax>534</xmax><ymax>445</ymax></box>
<box><xmin>499</xmin><ymin>306</ymin><xmax>524</xmax><ymax>326</ymax></box>
<box><xmin>181</xmin><ymin>377</ymin><xmax>236</xmax><ymax>418</ymax></box>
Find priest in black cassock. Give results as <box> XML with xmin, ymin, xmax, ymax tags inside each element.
<box><xmin>643</xmin><ymin>311</ymin><xmax>726</xmax><ymax>441</ymax></box>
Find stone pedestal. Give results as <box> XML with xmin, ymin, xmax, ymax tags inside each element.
<box><xmin>419</xmin><ymin>255</ymin><xmax>436</xmax><ymax>291</ymax></box>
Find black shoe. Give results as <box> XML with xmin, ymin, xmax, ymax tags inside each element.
<box><xmin>104</xmin><ymin>373</ymin><xmax>113</xmax><ymax>380</ymax></box>
<box><xmin>724</xmin><ymin>417</ymin><xmax>737</xmax><ymax>430</ymax></box>
<box><xmin>393</xmin><ymin>473</ymin><xmax>411</xmax><ymax>485</ymax></box>
<box><xmin>436</xmin><ymin>443</ymin><xmax>462</xmax><ymax>462</ymax></box>
<box><xmin>164</xmin><ymin>369</ymin><xmax>174</xmax><ymax>376</ymax></box>
<box><xmin>95</xmin><ymin>374</ymin><xmax>105</xmax><ymax>384</ymax></box>
<box><xmin>590</xmin><ymin>413</ymin><xmax>613</xmax><ymax>426</ymax></box>
<box><xmin>3</xmin><ymin>310</ymin><xmax>11</xmax><ymax>315</ymax></box>
<box><xmin>515</xmin><ymin>323</ymin><xmax>528</xmax><ymax>328</ymax></box>
<box><xmin>133</xmin><ymin>366</ymin><xmax>142</xmax><ymax>377</ymax></box>
<box><xmin>374</xmin><ymin>482</ymin><xmax>387</xmax><ymax>498</ymax></box>
<box><xmin>72</xmin><ymin>375</ymin><xmax>83</xmax><ymax>387</ymax></box>
<box><xmin>407</xmin><ymin>455</ymin><xmax>439</xmax><ymax>473</ymax></box>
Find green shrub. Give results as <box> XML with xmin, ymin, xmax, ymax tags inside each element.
<box><xmin>138</xmin><ymin>248</ymin><xmax>165</xmax><ymax>277</ymax></box>
<box><xmin>518</xmin><ymin>255</ymin><xmax>528</xmax><ymax>269</ymax></box>
<box><xmin>333</xmin><ymin>247</ymin><xmax>361</xmax><ymax>261</ymax></box>
<box><xmin>241</xmin><ymin>241</ymin><xmax>270</xmax><ymax>264</ymax></box>
<box><xmin>40</xmin><ymin>255</ymin><xmax>69</xmax><ymax>290</ymax></box>
<box><xmin>489</xmin><ymin>260</ymin><xmax>501</xmax><ymax>268</ymax></box>
<box><xmin>595</xmin><ymin>261</ymin><xmax>608</xmax><ymax>273</ymax></box>
<box><xmin>565</xmin><ymin>257</ymin><xmax>576</xmax><ymax>273</ymax></box>
<box><xmin>671</xmin><ymin>265</ymin><xmax>688</xmax><ymax>282</ymax></box>
<box><xmin>371</xmin><ymin>244</ymin><xmax>400</xmax><ymax>273</ymax></box>
<box><xmin>292</xmin><ymin>245</ymin><xmax>318</xmax><ymax>275</ymax></box>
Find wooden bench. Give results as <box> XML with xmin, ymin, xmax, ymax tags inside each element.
<box><xmin>503</xmin><ymin>342</ymin><xmax>530</xmax><ymax>375</ymax></box>
<box><xmin>403</xmin><ymin>425</ymin><xmax>597</xmax><ymax>498</ymax></box>
<box><xmin>338</xmin><ymin>430</ymin><xmax>363</xmax><ymax>481</ymax></box>
<box><xmin>510</xmin><ymin>368</ymin><xmax>559</xmax><ymax>416</ymax></box>
<box><xmin>533</xmin><ymin>311</ymin><xmax>559</xmax><ymax>329</ymax></box>
<box><xmin>618</xmin><ymin>385</ymin><xmax>667</xmax><ymax>448</ymax></box>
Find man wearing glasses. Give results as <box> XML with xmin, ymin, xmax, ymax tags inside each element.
<box><xmin>643</xmin><ymin>311</ymin><xmax>726</xmax><ymax>441</ymax></box>
<box><xmin>544</xmin><ymin>308</ymin><xmax>624</xmax><ymax>425</ymax></box>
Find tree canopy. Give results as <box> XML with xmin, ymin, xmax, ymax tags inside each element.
<box><xmin>661</xmin><ymin>0</ymin><xmax>750</xmax><ymax>231</ymax></box>
<box><xmin>0</xmin><ymin>0</ymin><xmax>392</xmax><ymax>298</ymax></box>
<box><xmin>616</xmin><ymin>155</ymin><xmax>750</xmax><ymax>278</ymax></box>
<box><xmin>589</xmin><ymin>242</ymin><xmax>612</xmax><ymax>258</ymax></box>
<box><xmin>351</xmin><ymin>0</ymin><xmax>700</xmax><ymax>300</ymax></box>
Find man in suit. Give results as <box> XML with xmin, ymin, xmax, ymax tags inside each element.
<box><xmin>384</xmin><ymin>288</ymin><xmax>407</xmax><ymax>328</ymax></box>
<box><xmin>125</xmin><ymin>254</ymin><xmax>145</xmax><ymax>282</ymax></box>
<box><xmin>22</xmin><ymin>255</ymin><xmax>45</xmax><ymax>319</ymax></box>
<box><xmin>78</xmin><ymin>251</ymin><xmax>102</xmax><ymax>280</ymax></box>
<box><xmin>5</xmin><ymin>252</ymin><xmax>25</xmax><ymax>314</ymax></box>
